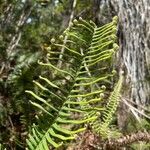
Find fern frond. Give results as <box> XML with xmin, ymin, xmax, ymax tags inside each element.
<box><xmin>0</xmin><ymin>144</ymin><xmax>6</xmax><ymax>150</ymax></box>
<box><xmin>92</xmin><ymin>73</ymin><xmax>124</xmax><ymax>138</ymax></box>
<box><xmin>26</xmin><ymin>16</ymin><xmax>119</xmax><ymax>149</ymax></box>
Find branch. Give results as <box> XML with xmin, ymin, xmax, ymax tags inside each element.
<box><xmin>122</xmin><ymin>98</ymin><xmax>150</xmax><ymax>120</ymax></box>
<box><xmin>1</xmin><ymin>3</ymin><xmax>14</xmax><ymax>26</ymax></box>
<box><xmin>99</xmin><ymin>131</ymin><xmax>150</xmax><ymax>149</ymax></box>
<box><xmin>76</xmin><ymin>130</ymin><xmax>150</xmax><ymax>150</ymax></box>
<box><xmin>57</xmin><ymin>0</ymin><xmax>77</xmax><ymax>68</ymax></box>
<box><xmin>6</xmin><ymin>1</ymin><xmax>35</xmax><ymax>57</ymax></box>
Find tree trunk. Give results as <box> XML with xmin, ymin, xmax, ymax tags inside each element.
<box><xmin>97</xmin><ymin>0</ymin><xmax>150</xmax><ymax>105</ymax></box>
<box><xmin>95</xmin><ymin>0</ymin><xmax>150</xmax><ymax>128</ymax></box>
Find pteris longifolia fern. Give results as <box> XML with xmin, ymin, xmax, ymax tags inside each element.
<box><xmin>25</xmin><ymin>16</ymin><xmax>123</xmax><ymax>149</ymax></box>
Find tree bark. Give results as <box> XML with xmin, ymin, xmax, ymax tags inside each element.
<box><xmin>97</xmin><ymin>0</ymin><xmax>150</xmax><ymax>106</ymax></box>
<box><xmin>95</xmin><ymin>0</ymin><xmax>150</xmax><ymax>129</ymax></box>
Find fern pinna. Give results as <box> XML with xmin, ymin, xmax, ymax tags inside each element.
<box><xmin>25</xmin><ymin>16</ymin><xmax>121</xmax><ymax>149</ymax></box>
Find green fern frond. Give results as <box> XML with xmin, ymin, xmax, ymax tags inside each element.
<box><xmin>0</xmin><ymin>144</ymin><xmax>6</xmax><ymax>150</ymax></box>
<box><xmin>92</xmin><ymin>73</ymin><xmax>124</xmax><ymax>138</ymax></box>
<box><xmin>26</xmin><ymin>16</ymin><xmax>119</xmax><ymax>149</ymax></box>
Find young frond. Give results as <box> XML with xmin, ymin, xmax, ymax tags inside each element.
<box><xmin>25</xmin><ymin>16</ymin><xmax>120</xmax><ymax>149</ymax></box>
<box><xmin>92</xmin><ymin>73</ymin><xmax>124</xmax><ymax>138</ymax></box>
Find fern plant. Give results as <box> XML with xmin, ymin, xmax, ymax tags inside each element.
<box><xmin>91</xmin><ymin>74</ymin><xmax>123</xmax><ymax>138</ymax></box>
<box><xmin>25</xmin><ymin>16</ymin><xmax>121</xmax><ymax>149</ymax></box>
<box><xmin>0</xmin><ymin>144</ymin><xmax>6</xmax><ymax>150</ymax></box>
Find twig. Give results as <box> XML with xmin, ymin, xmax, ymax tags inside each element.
<box><xmin>0</xmin><ymin>63</ymin><xmax>5</xmax><ymax>75</ymax></box>
<box><xmin>125</xmin><ymin>98</ymin><xmax>150</xmax><ymax>113</ymax></box>
<box><xmin>57</xmin><ymin>0</ymin><xmax>77</xmax><ymax>68</ymax></box>
<box><xmin>8</xmin><ymin>116</ymin><xmax>14</xmax><ymax>129</ymax></box>
<box><xmin>122</xmin><ymin>98</ymin><xmax>150</xmax><ymax>120</ymax></box>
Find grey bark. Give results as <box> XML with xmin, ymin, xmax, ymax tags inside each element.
<box><xmin>96</xmin><ymin>0</ymin><xmax>150</xmax><ymax>107</ymax></box>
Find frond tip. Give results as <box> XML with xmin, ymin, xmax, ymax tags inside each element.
<box><xmin>94</xmin><ymin>73</ymin><xmax>123</xmax><ymax>138</ymax></box>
